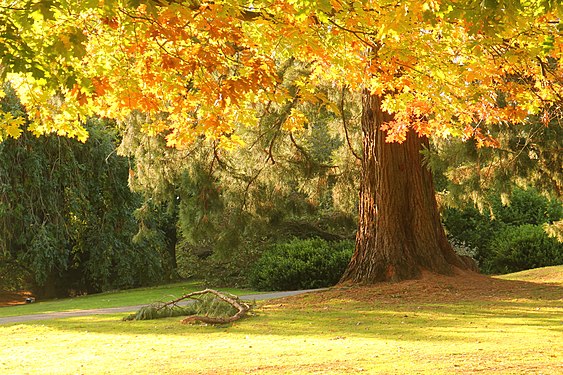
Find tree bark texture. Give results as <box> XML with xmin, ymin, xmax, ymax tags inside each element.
<box><xmin>340</xmin><ymin>92</ymin><xmax>468</xmax><ymax>284</ymax></box>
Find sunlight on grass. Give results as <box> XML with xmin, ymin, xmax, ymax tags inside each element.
<box><xmin>0</xmin><ymin>281</ymin><xmax>259</xmax><ymax>318</ymax></box>
<box><xmin>1</xmin><ymin>268</ymin><xmax>561</xmax><ymax>374</ymax></box>
<box><xmin>1</xmin><ymin>292</ymin><xmax>561</xmax><ymax>374</ymax></box>
<box><xmin>495</xmin><ymin>265</ymin><xmax>563</xmax><ymax>285</ymax></box>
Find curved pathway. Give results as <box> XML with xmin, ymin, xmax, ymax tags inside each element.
<box><xmin>0</xmin><ymin>288</ymin><xmax>326</xmax><ymax>325</ymax></box>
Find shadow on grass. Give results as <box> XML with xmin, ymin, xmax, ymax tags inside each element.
<box><xmin>13</xmin><ymin>294</ymin><xmax>561</xmax><ymax>344</ymax></box>
<box><xmin>0</xmin><ymin>282</ymin><xmax>258</xmax><ymax>319</ymax></box>
<box><xmin>5</xmin><ymin>273</ymin><xmax>561</xmax><ymax>345</ymax></box>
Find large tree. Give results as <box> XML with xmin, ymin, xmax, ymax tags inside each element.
<box><xmin>1</xmin><ymin>1</ymin><xmax>561</xmax><ymax>283</ymax></box>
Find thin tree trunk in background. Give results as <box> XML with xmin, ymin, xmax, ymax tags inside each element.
<box><xmin>340</xmin><ymin>92</ymin><xmax>468</xmax><ymax>284</ymax></box>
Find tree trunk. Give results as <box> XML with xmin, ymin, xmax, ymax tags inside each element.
<box><xmin>340</xmin><ymin>92</ymin><xmax>468</xmax><ymax>284</ymax></box>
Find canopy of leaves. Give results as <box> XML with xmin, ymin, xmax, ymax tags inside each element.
<box><xmin>0</xmin><ymin>1</ymin><xmax>561</xmax><ymax>148</ymax></box>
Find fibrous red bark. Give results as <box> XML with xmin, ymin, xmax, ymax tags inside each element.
<box><xmin>340</xmin><ymin>92</ymin><xmax>469</xmax><ymax>284</ymax></box>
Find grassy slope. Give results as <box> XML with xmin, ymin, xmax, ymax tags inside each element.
<box><xmin>495</xmin><ymin>265</ymin><xmax>563</xmax><ymax>285</ymax></box>
<box><xmin>0</xmin><ymin>266</ymin><xmax>561</xmax><ymax>375</ymax></box>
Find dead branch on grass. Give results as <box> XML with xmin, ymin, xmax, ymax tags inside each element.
<box><xmin>124</xmin><ymin>289</ymin><xmax>251</xmax><ymax>324</ymax></box>
<box><xmin>178</xmin><ymin>289</ymin><xmax>251</xmax><ymax>324</ymax></box>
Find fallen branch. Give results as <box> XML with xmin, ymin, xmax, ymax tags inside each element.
<box><xmin>123</xmin><ymin>289</ymin><xmax>251</xmax><ymax>324</ymax></box>
<box><xmin>179</xmin><ymin>289</ymin><xmax>251</xmax><ymax>324</ymax></box>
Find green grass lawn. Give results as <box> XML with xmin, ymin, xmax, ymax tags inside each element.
<box><xmin>0</xmin><ymin>266</ymin><xmax>561</xmax><ymax>374</ymax></box>
<box><xmin>0</xmin><ymin>281</ymin><xmax>259</xmax><ymax>318</ymax></box>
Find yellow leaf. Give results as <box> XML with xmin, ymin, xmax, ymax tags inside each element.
<box><xmin>283</xmin><ymin>108</ymin><xmax>307</xmax><ymax>132</ymax></box>
<box><xmin>75</xmin><ymin>126</ymin><xmax>89</xmax><ymax>143</ymax></box>
<box><xmin>1</xmin><ymin>112</ymin><xmax>25</xmax><ymax>139</ymax></box>
<box><xmin>6</xmin><ymin>121</ymin><xmax>24</xmax><ymax>138</ymax></box>
<box><xmin>219</xmin><ymin>134</ymin><xmax>246</xmax><ymax>150</ymax></box>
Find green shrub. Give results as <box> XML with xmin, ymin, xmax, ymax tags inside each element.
<box><xmin>443</xmin><ymin>205</ymin><xmax>499</xmax><ymax>262</ymax></box>
<box><xmin>249</xmin><ymin>238</ymin><xmax>354</xmax><ymax>291</ymax></box>
<box><xmin>491</xmin><ymin>188</ymin><xmax>563</xmax><ymax>226</ymax></box>
<box><xmin>443</xmin><ymin>188</ymin><xmax>563</xmax><ymax>272</ymax></box>
<box><xmin>483</xmin><ymin>224</ymin><xmax>563</xmax><ymax>274</ymax></box>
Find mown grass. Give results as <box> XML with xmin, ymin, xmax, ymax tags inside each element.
<box><xmin>0</xmin><ymin>266</ymin><xmax>561</xmax><ymax>374</ymax></box>
<box><xmin>0</xmin><ymin>281</ymin><xmax>259</xmax><ymax>318</ymax></box>
<box><xmin>495</xmin><ymin>265</ymin><xmax>563</xmax><ymax>285</ymax></box>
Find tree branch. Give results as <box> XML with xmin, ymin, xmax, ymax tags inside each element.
<box><xmin>340</xmin><ymin>86</ymin><xmax>362</xmax><ymax>161</ymax></box>
<box><xmin>176</xmin><ymin>289</ymin><xmax>251</xmax><ymax>324</ymax></box>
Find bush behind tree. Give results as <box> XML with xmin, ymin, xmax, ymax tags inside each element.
<box><xmin>443</xmin><ymin>188</ymin><xmax>563</xmax><ymax>274</ymax></box>
<box><xmin>484</xmin><ymin>224</ymin><xmax>563</xmax><ymax>274</ymax></box>
<box><xmin>249</xmin><ymin>238</ymin><xmax>354</xmax><ymax>291</ymax></box>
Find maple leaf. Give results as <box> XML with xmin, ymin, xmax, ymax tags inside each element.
<box><xmin>0</xmin><ymin>112</ymin><xmax>25</xmax><ymax>140</ymax></box>
<box><xmin>6</xmin><ymin>118</ymin><xmax>25</xmax><ymax>138</ymax></box>
<box><xmin>381</xmin><ymin>121</ymin><xmax>409</xmax><ymax>143</ymax></box>
<box><xmin>283</xmin><ymin>108</ymin><xmax>307</xmax><ymax>132</ymax></box>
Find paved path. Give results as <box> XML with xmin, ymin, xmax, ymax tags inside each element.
<box><xmin>0</xmin><ymin>289</ymin><xmax>326</xmax><ymax>325</ymax></box>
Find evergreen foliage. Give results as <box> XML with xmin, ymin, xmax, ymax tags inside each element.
<box><xmin>431</xmin><ymin>113</ymin><xmax>563</xmax><ymax>274</ymax></box>
<box><xmin>123</xmin><ymin>292</ymin><xmax>242</xmax><ymax>322</ymax></box>
<box><xmin>249</xmin><ymin>238</ymin><xmax>354</xmax><ymax>291</ymax></box>
<box><xmin>117</xmin><ymin>64</ymin><xmax>360</xmax><ymax>287</ymax></box>
<box><xmin>0</xmin><ymin>86</ymin><xmax>163</xmax><ymax>296</ymax></box>
<box><xmin>484</xmin><ymin>224</ymin><xmax>563</xmax><ymax>274</ymax></box>
<box><xmin>431</xmin><ymin>116</ymin><xmax>563</xmax><ymax>210</ymax></box>
<box><xmin>489</xmin><ymin>188</ymin><xmax>563</xmax><ymax>226</ymax></box>
<box><xmin>123</xmin><ymin>304</ymin><xmax>196</xmax><ymax>321</ymax></box>
<box><xmin>132</xmin><ymin>199</ymin><xmax>179</xmax><ymax>282</ymax></box>
<box><xmin>443</xmin><ymin>188</ymin><xmax>563</xmax><ymax>274</ymax></box>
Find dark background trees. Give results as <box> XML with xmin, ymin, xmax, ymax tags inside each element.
<box><xmin>0</xmin><ymin>86</ymin><xmax>164</xmax><ymax>297</ymax></box>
